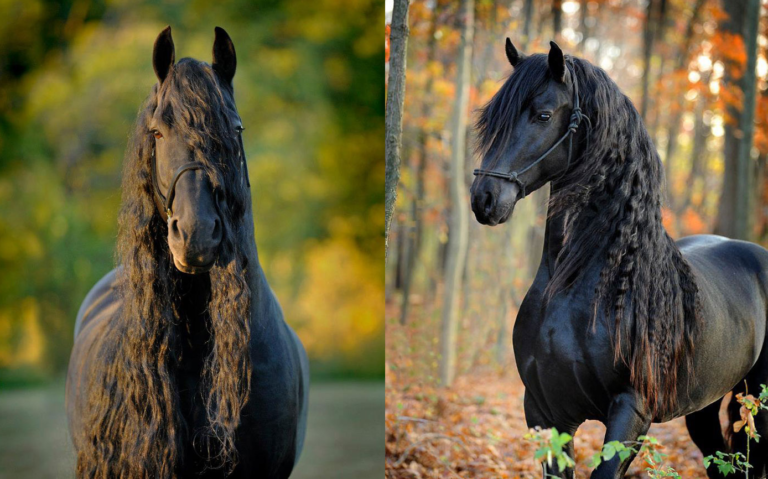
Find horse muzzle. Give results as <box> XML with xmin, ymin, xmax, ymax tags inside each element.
<box><xmin>168</xmin><ymin>215</ymin><xmax>222</xmax><ymax>274</ymax></box>
<box><xmin>470</xmin><ymin>179</ymin><xmax>520</xmax><ymax>226</ymax></box>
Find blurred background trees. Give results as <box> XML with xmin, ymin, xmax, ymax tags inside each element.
<box><xmin>0</xmin><ymin>0</ymin><xmax>384</xmax><ymax>384</ymax></box>
<box><xmin>386</xmin><ymin>0</ymin><xmax>768</xmax><ymax>390</ymax></box>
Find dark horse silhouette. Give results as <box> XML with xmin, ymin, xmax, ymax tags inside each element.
<box><xmin>470</xmin><ymin>40</ymin><xmax>768</xmax><ymax>478</ymax></box>
<box><xmin>66</xmin><ymin>27</ymin><xmax>309</xmax><ymax>478</ymax></box>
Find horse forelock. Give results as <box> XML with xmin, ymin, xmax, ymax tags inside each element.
<box><xmin>474</xmin><ymin>54</ymin><xmax>551</xmax><ymax>171</ymax></box>
<box><xmin>157</xmin><ymin>59</ymin><xmax>248</xmax><ymax>208</ymax></box>
<box><xmin>75</xmin><ymin>57</ymin><xmax>254</xmax><ymax>478</ymax></box>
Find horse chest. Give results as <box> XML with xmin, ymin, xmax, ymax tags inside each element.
<box><xmin>514</xmin><ymin>285</ymin><xmax>615</xmax><ymax>422</ymax></box>
<box><xmin>173</xmin><ymin>336</ymin><xmax>300</xmax><ymax>478</ymax></box>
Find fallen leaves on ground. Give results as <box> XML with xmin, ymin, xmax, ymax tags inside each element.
<box><xmin>385</xmin><ymin>302</ymin><xmax>710</xmax><ymax>479</ymax></box>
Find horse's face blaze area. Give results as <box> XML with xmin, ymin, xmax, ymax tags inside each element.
<box><xmin>152</xmin><ymin>117</ymin><xmax>223</xmax><ymax>274</ymax></box>
<box><xmin>471</xmin><ymin>44</ymin><xmax>574</xmax><ymax>226</ymax></box>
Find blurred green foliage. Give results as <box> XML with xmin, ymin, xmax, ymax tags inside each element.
<box><xmin>0</xmin><ymin>0</ymin><xmax>384</xmax><ymax>381</ymax></box>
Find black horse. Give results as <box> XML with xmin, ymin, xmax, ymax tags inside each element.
<box><xmin>470</xmin><ymin>40</ymin><xmax>768</xmax><ymax>478</ymax></box>
<box><xmin>66</xmin><ymin>27</ymin><xmax>309</xmax><ymax>478</ymax></box>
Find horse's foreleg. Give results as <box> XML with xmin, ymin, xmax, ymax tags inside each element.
<box><xmin>524</xmin><ymin>391</ymin><xmax>578</xmax><ymax>479</ymax></box>
<box><xmin>590</xmin><ymin>393</ymin><xmax>651</xmax><ymax>479</ymax></box>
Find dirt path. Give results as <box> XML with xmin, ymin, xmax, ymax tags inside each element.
<box><xmin>0</xmin><ymin>380</ymin><xmax>383</xmax><ymax>479</ymax></box>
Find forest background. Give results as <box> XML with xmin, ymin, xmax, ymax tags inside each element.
<box><xmin>0</xmin><ymin>0</ymin><xmax>384</xmax><ymax>384</ymax></box>
<box><xmin>385</xmin><ymin>0</ymin><xmax>768</xmax><ymax>477</ymax></box>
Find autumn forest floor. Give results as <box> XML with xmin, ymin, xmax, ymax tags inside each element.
<box><xmin>385</xmin><ymin>301</ymin><xmax>711</xmax><ymax>479</ymax></box>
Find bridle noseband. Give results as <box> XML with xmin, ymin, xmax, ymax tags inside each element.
<box><xmin>151</xmin><ymin>130</ymin><xmax>250</xmax><ymax>223</ymax></box>
<box><xmin>473</xmin><ymin>60</ymin><xmax>591</xmax><ymax>197</ymax></box>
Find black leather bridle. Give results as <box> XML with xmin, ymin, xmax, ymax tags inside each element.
<box><xmin>473</xmin><ymin>60</ymin><xmax>590</xmax><ymax>198</ymax></box>
<box><xmin>151</xmin><ymin>129</ymin><xmax>250</xmax><ymax>222</ymax></box>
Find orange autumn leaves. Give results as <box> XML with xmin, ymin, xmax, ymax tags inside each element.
<box><xmin>733</xmin><ymin>386</ymin><xmax>768</xmax><ymax>440</ymax></box>
<box><xmin>385</xmin><ymin>304</ymin><xmax>712</xmax><ymax>479</ymax></box>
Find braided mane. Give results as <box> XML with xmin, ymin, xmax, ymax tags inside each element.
<box><xmin>477</xmin><ymin>54</ymin><xmax>701</xmax><ymax>416</ymax></box>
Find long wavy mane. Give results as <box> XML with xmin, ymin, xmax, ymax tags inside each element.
<box><xmin>477</xmin><ymin>54</ymin><xmax>701</xmax><ymax>416</ymax></box>
<box><xmin>76</xmin><ymin>59</ymin><xmax>253</xmax><ymax>478</ymax></box>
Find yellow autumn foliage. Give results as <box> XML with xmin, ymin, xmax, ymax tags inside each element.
<box><xmin>292</xmin><ymin>237</ymin><xmax>384</xmax><ymax>373</ymax></box>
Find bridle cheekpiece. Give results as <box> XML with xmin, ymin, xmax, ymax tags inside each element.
<box><xmin>473</xmin><ymin>59</ymin><xmax>591</xmax><ymax>197</ymax></box>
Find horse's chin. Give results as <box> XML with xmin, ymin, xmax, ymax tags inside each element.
<box><xmin>172</xmin><ymin>255</ymin><xmax>216</xmax><ymax>274</ymax></box>
<box><xmin>474</xmin><ymin>196</ymin><xmax>518</xmax><ymax>226</ymax></box>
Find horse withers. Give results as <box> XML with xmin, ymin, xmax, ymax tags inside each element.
<box><xmin>66</xmin><ymin>27</ymin><xmax>309</xmax><ymax>479</ymax></box>
<box><xmin>471</xmin><ymin>39</ymin><xmax>768</xmax><ymax>478</ymax></box>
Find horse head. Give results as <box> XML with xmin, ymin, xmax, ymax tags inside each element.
<box><xmin>470</xmin><ymin>40</ymin><xmax>587</xmax><ymax>226</ymax></box>
<box><xmin>149</xmin><ymin>26</ymin><xmax>249</xmax><ymax>274</ymax></box>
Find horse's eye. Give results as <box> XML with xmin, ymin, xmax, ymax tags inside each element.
<box><xmin>236</xmin><ymin>126</ymin><xmax>245</xmax><ymax>133</ymax></box>
<box><xmin>537</xmin><ymin>113</ymin><xmax>552</xmax><ymax>122</ymax></box>
<box><xmin>153</xmin><ymin>130</ymin><xmax>163</xmax><ymax>140</ymax></box>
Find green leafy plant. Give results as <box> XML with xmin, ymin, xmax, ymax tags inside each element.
<box><xmin>590</xmin><ymin>435</ymin><xmax>681</xmax><ymax>478</ymax></box>
<box><xmin>704</xmin><ymin>384</ymin><xmax>768</xmax><ymax>478</ymax></box>
<box><xmin>703</xmin><ymin>451</ymin><xmax>751</xmax><ymax>477</ymax></box>
<box><xmin>526</xmin><ymin>430</ymin><xmax>682</xmax><ymax>478</ymax></box>
<box><xmin>524</xmin><ymin>427</ymin><xmax>575</xmax><ymax>476</ymax></box>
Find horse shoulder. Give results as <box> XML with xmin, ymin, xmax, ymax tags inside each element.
<box><xmin>514</xmin><ymin>263</ymin><xmax>602</xmax><ymax>371</ymax></box>
<box><xmin>73</xmin><ymin>268</ymin><xmax>120</xmax><ymax>338</ymax></box>
<box><xmin>66</xmin><ymin>268</ymin><xmax>122</xmax><ymax>440</ymax></box>
<box><xmin>242</xmin><ymin>281</ymin><xmax>309</xmax><ymax>473</ymax></box>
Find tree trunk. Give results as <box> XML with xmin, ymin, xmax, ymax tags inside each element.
<box><xmin>651</xmin><ymin>0</ymin><xmax>668</xmax><ymax>131</ymax></box>
<box><xmin>522</xmin><ymin>0</ymin><xmax>534</xmax><ymax>50</ymax></box>
<box><xmin>440</xmin><ymin>0</ymin><xmax>473</xmax><ymax>388</ymax></box>
<box><xmin>734</xmin><ymin>0</ymin><xmax>760</xmax><ymax>239</ymax></box>
<box><xmin>714</xmin><ymin>0</ymin><xmax>751</xmax><ymax>238</ymax></box>
<box><xmin>496</xmin><ymin>223</ymin><xmax>516</xmax><ymax>367</ymax></box>
<box><xmin>578</xmin><ymin>0</ymin><xmax>588</xmax><ymax>53</ymax></box>
<box><xmin>640</xmin><ymin>0</ymin><xmax>657</xmax><ymax>121</ymax></box>
<box><xmin>754</xmin><ymin>152</ymin><xmax>767</xmax><ymax>242</ymax></box>
<box><xmin>662</xmin><ymin>0</ymin><xmax>704</xmax><ymax>206</ymax></box>
<box><xmin>393</xmin><ymin>212</ymin><xmax>407</xmax><ymax>291</ymax></box>
<box><xmin>552</xmin><ymin>0</ymin><xmax>562</xmax><ymax>41</ymax></box>
<box><xmin>681</xmin><ymin>78</ymin><xmax>711</xmax><ymax>213</ymax></box>
<box><xmin>385</xmin><ymin>0</ymin><xmax>411</xmax><ymax>262</ymax></box>
<box><xmin>400</xmin><ymin>1</ymin><xmax>440</xmax><ymax>325</ymax></box>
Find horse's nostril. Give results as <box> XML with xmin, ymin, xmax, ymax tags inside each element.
<box><xmin>169</xmin><ymin>218</ymin><xmax>180</xmax><ymax>237</ymax></box>
<box><xmin>483</xmin><ymin>191</ymin><xmax>495</xmax><ymax>215</ymax></box>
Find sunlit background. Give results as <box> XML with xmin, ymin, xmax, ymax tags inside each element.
<box><xmin>386</xmin><ymin>0</ymin><xmax>768</xmax><ymax>477</ymax></box>
<box><xmin>0</xmin><ymin>0</ymin><xmax>383</xmax><ymax>477</ymax></box>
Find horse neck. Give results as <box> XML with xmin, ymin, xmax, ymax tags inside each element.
<box><xmin>241</xmin><ymin>189</ymin><xmax>266</xmax><ymax>292</ymax></box>
<box><xmin>174</xmin><ymin>193</ymin><xmax>266</xmax><ymax>339</ymax></box>
<box><xmin>539</xmin><ymin>181</ymin><xmax>616</xmax><ymax>279</ymax></box>
<box><xmin>541</xmin><ymin>184</ymin><xmax>567</xmax><ymax>276</ymax></box>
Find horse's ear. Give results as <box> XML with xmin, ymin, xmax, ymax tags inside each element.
<box><xmin>212</xmin><ymin>26</ymin><xmax>237</xmax><ymax>85</ymax></box>
<box><xmin>548</xmin><ymin>40</ymin><xmax>566</xmax><ymax>83</ymax></box>
<box><xmin>153</xmin><ymin>26</ymin><xmax>175</xmax><ymax>84</ymax></box>
<box><xmin>505</xmin><ymin>38</ymin><xmax>524</xmax><ymax>67</ymax></box>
